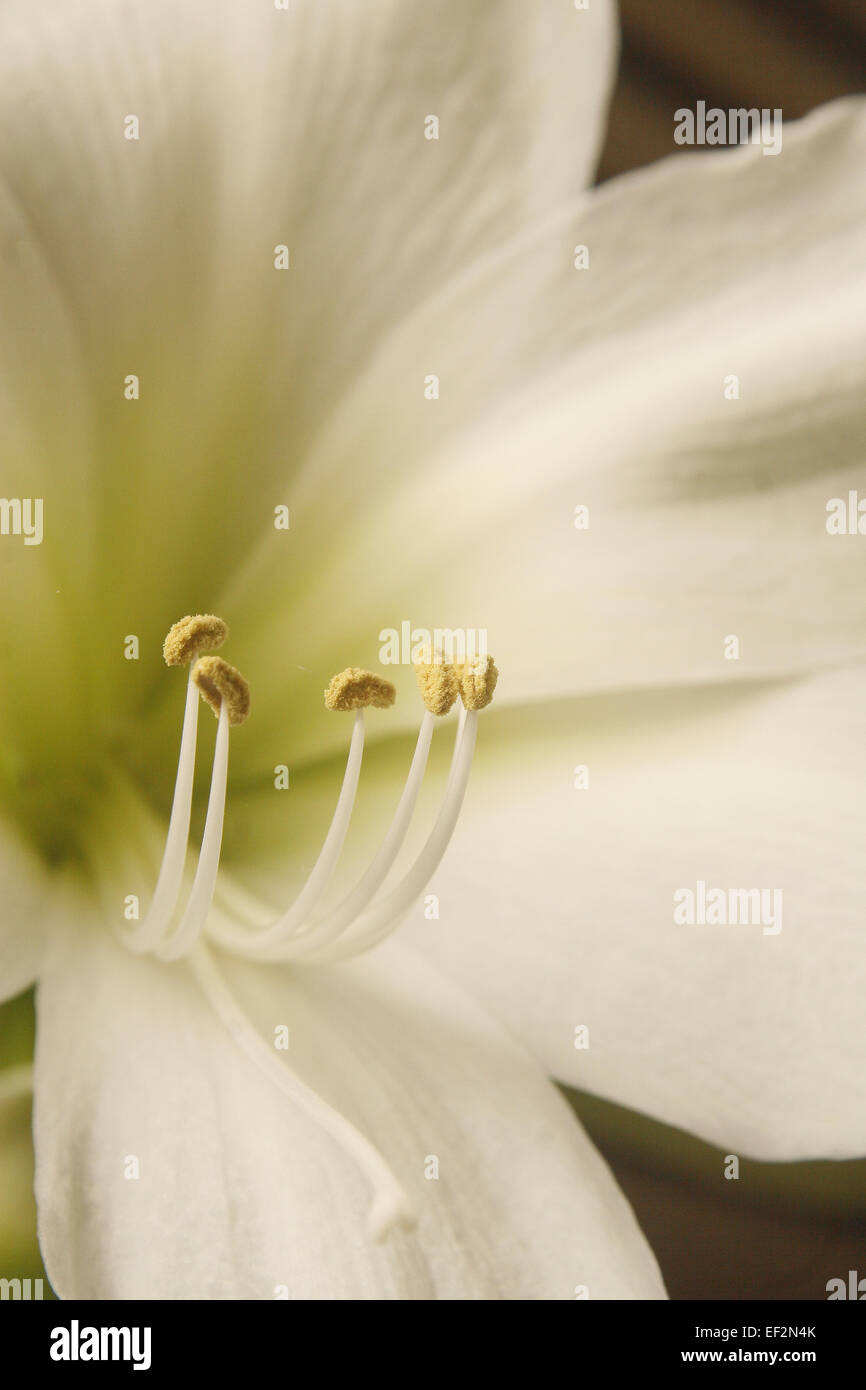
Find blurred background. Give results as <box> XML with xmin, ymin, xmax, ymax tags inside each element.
<box><xmin>1</xmin><ymin>0</ymin><xmax>864</xmax><ymax>1301</ymax></box>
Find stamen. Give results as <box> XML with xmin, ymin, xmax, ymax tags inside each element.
<box><xmin>414</xmin><ymin>654</ymin><xmax>459</xmax><ymax>716</ymax></box>
<box><xmin>232</xmin><ymin>706</ymin><xmax>366</xmax><ymax>946</ymax></box>
<box><xmin>121</xmin><ymin>668</ymin><xmax>200</xmax><ymax>954</ymax></box>
<box><xmin>208</xmin><ymin>669</ymin><xmax>395</xmax><ymax>954</ymax></box>
<box><xmin>163</xmin><ymin>613</ymin><xmax>228</xmax><ymax>667</ymax></box>
<box><xmin>123</xmin><ymin>617</ymin><xmax>246</xmax><ymax>959</ymax></box>
<box><xmin>303</xmin><ymin>708</ymin><xmax>479</xmax><ymax>965</ymax></box>
<box><xmin>189</xmin><ymin>941</ymin><xmax>415</xmax><ymax>1241</ymax></box>
<box><xmin>454</xmin><ymin>654</ymin><xmax>498</xmax><ymax>710</ymax></box>
<box><xmin>324</xmin><ymin>668</ymin><xmax>396</xmax><ymax>711</ymax></box>
<box><xmin>217</xmin><ymin>709</ymin><xmax>437</xmax><ymax>963</ymax></box>
<box><xmin>156</xmin><ymin>698</ymin><xmax>230</xmax><ymax>961</ymax></box>
<box><xmin>193</xmin><ymin>656</ymin><xmax>251</xmax><ymax>726</ymax></box>
<box><xmin>206</xmin><ymin>656</ymin><xmax>496</xmax><ymax>966</ymax></box>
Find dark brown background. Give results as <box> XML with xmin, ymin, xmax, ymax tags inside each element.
<box><xmin>599</xmin><ymin>0</ymin><xmax>866</xmax><ymax>180</ymax></box>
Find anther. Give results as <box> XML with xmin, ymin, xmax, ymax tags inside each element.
<box><xmin>193</xmin><ymin>656</ymin><xmax>251</xmax><ymax>726</ymax></box>
<box><xmin>163</xmin><ymin>614</ymin><xmax>228</xmax><ymax>666</ymax></box>
<box><xmin>324</xmin><ymin>668</ymin><xmax>396</xmax><ymax>711</ymax></box>
<box><xmin>454</xmin><ymin>654</ymin><xmax>499</xmax><ymax>710</ymax></box>
<box><xmin>414</xmin><ymin>654</ymin><xmax>459</xmax><ymax>716</ymax></box>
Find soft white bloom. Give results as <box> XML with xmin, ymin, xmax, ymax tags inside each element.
<box><xmin>0</xmin><ymin>0</ymin><xmax>864</xmax><ymax>1300</ymax></box>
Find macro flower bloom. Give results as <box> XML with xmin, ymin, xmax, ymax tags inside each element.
<box><xmin>1</xmin><ymin>0</ymin><xmax>865</xmax><ymax>1300</ymax></box>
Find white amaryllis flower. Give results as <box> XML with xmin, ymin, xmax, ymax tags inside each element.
<box><xmin>1</xmin><ymin>0</ymin><xmax>864</xmax><ymax>1300</ymax></box>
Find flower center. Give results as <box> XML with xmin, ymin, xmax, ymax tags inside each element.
<box><xmin>117</xmin><ymin>615</ymin><xmax>497</xmax><ymax>1239</ymax></box>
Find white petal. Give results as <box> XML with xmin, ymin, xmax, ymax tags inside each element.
<box><xmin>0</xmin><ymin>0</ymin><xmax>616</xmax><ymax>537</ymax></box>
<box><xmin>406</xmin><ymin>665</ymin><xmax>866</xmax><ymax>1161</ymax></box>
<box><xmin>0</xmin><ymin>0</ymin><xmax>615</xmax><ymax>784</ymax></box>
<box><xmin>232</xmin><ymin>96</ymin><xmax>866</xmax><ymax>763</ymax></box>
<box><xmin>0</xmin><ymin>818</ymin><xmax>59</xmax><ymax>1001</ymax></box>
<box><xmin>34</xmin><ymin>917</ymin><xmax>664</xmax><ymax>1300</ymax></box>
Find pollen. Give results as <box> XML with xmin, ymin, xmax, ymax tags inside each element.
<box><xmin>163</xmin><ymin>614</ymin><xmax>229</xmax><ymax>667</ymax></box>
<box><xmin>193</xmin><ymin>656</ymin><xmax>251</xmax><ymax>725</ymax></box>
<box><xmin>454</xmin><ymin>654</ymin><xmax>499</xmax><ymax>710</ymax></box>
<box><xmin>324</xmin><ymin>668</ymin><xmax>396</xmax><ymax>711</ymax></box>
<box><xmin>414</xmin><ymin>655</ymin><xmax>459</xmax><ymax>715</ymax></box>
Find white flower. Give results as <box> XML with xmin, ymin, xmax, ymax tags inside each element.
<box><xmin>0</xmin><ymin>0</ymin><xmax>864</xmax><ymax>1300</ymax></box>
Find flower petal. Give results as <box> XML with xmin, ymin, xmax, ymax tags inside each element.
<box><xmin>226</xmin><ymin>96</ymin><xmax>866</xmax><ymax>771</ymax></box>
<box><xmin>34</xmin><ymin>917</ymin><xmax>664</xmax><ymax>1299</ymax></box>
<box><xmin>406</xmin><ymin>665</ymin><xmax>866</xmax><ymax>1161</ymax></box>
<box><xmin>0</xmin><ymin>0</ymin><xmax>616</xmax><ymax>803</ymax></box>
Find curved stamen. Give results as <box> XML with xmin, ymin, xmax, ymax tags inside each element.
<box><xmin>305</xmin><ymin>709</ymin><xmax>478</xmax><ymax>965</ymax></box>
<box><xmin>122</xmin><ymin>670</ymin><xmax>200</xmax><ymax>954</ymax></box>
<box><xmin>189</xmin><ymin>940</ymin><xmax>416</xmax><ymax>1242</ymax></box>
<box><xmin>214</xmin><ymin>709</ymin><xmax>476</xmax><ymax>967</ymax></box>
<box><xmin>157</xmin><ymin>699</ymin><xmax>231</xmax><ymax>961</ymax></box>
<box><xmin>125</xmin><ymin>644</ymin><xmax>249</xmax><ymax>962</ymax></box>
<box><xmin>279</xmin><ymin>709</ymin><xmax>437</xmax><ymax>959</ymax></box>
<box><xmin>212</xmin><ymin>708</ymin><xmax>366</xmax><ymax>953</ymax></box>
<box><xmin>211</xmin><ymin>710</ymin><xmax>435</xmax><ymax>961</ymax></box>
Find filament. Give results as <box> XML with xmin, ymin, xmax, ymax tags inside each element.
<box><xmin>122</xmin><ymin>671</ymin><xmax>200</xmax><ymax>954</ymax></box>
<box><xmin>305</xmin><ymin>710</ymin><xmax>477</xmax><ymax>964</ymax></box>
<box><xmin>157</xmin><ymin>699</ymin><xmax>231</xmax><ymax>961</ymax></box>
<box><xmin>210</xmin><ymin>711</ymin><xmax>435</xmax><ymax>961</ymax></box>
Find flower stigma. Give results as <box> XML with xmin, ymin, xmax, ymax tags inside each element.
<box><xmin>116</xmin><ymin>615</ymin><xmax>498</xmax><ymax>1242</ymax></box>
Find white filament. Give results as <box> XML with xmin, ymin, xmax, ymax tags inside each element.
<box><xmin>122</xmin><ymin>671</ymin><xmax>199</xmax><ymax>954</ymax></box>
<box><xmin>302</xmin><ymin>711</ymin><xmax>477</xmax><ymax>965</ymax></box>
<box><xmin>210</xmin><ymin>710</ymin><xmax>436</xmax><ymax>961</ymax></box>
<box><xmin>208</xmin><ymin>709</ymin><xmax>366</xmax><ymax>954</ymax></box>
<box><xmin>157</xmin><ymin>699</ymin><xmax>230</xmax><ymax>962</ymax></box>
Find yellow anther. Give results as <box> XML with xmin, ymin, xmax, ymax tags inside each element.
<box><xmin>193</xmin><ymin>656</ymin><xmax>251</xmax><ymax>726</ymax></box>
<box><xmin>324</xmin><ymin>668</ymin><xmax>396</xmax><ymax>711</ymax></box>
<box><xmin>454</xmin><ymin>654</ymin><xmax>498</xmax><ymax>710</ymax></box>
<box><xmin>414</xmin><ymin>655</ymin><xmax>459</xmax><ymax>715</ymax></box>
<box><xmin>164</xmin><ymin>614</ymin><xmax>228</xmax><ymax>667</ymax></box>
